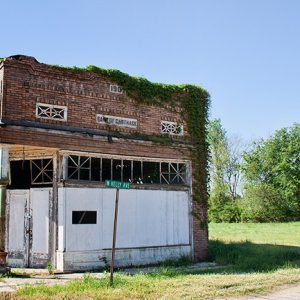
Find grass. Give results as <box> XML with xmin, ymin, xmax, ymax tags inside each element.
<box><xmin>13</xmin><ymin>222</ymin><xmax>300</xmax><ymax>299</ymax></box>
<box><xmin>209</xmin><ymin>222</ymin><xmax>300</xmax><ymax>246</ymax></box>
<box><xmin>209</xmin><ymin>222</ymin><xmax>300</xmax><ymax>272</ymax></box>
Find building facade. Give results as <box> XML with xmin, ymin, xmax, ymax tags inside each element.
<box><xmin>0</xmin><ymin>55</ymin><xmax>209</xmax><ymax>271</ymax></box>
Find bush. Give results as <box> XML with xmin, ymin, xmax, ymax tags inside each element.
<box><xmin>209</xmin><ymin>192</ymin><xmax>242</xmax><ymax>223</ymax></box>
<box><xmin>241</xmin><ymin>183</ymin><xmax>296</xmax><ymax>222</ymax></box>
<box><xmin>242</xmin><ymin>123</ymin><xmax>300</xmax><ymax>221</ymax></box>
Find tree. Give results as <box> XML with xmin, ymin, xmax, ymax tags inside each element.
<box><xmin>208</xmin><ymin>119</ymin><xmax>243</xmax><ymax>222</ymax></box>
<box><xmin>208</xmin><ymin>119</ymin><xmax>229</xmax><ymax>198</ymax></box>
<box><xmin>225</xmin><ymin>135</ymin><xmax>245</xmax><ymax>200</ymax></box>
<box><xmin>242</xmin><ymin>123</ymin><xmax>300</xmax><ymax>221</ymax></box>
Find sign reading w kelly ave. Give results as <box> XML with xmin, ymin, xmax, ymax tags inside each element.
<box><xmin>105</xmin><ymin>180</ymin><xmax>131</xmax><ymax>189</ymax></box>
<box><xmin>96</xmin><ymin>114</ymin><xmax>137</xmax><ymax>128</ymax></box>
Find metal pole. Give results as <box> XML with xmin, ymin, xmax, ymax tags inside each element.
<box><xmin>110</xmin><ymin>188</ymin><xmax>119</xmax><ymax>287</ymax></box>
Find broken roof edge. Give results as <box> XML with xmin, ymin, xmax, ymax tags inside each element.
<box><xmin>3</xmin><ymin>54</ymin><xmax>38</xmax><ymax>64</ymax></box>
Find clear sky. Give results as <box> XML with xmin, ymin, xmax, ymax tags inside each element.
<box><xmin>1</xmin><ymin>0</ymin><xmax>299</xmax><ymax>140</ymax></box>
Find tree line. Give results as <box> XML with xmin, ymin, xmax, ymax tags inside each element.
<box><xmin>208</xmin><ymin>120</ymin><xmax>300</xmax><ymax>222</ymax></box>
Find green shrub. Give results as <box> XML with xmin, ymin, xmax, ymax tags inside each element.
<box><xmin>209</xmin><ymin>192</ymin><xmax>242</xmax><ymax>223</ymax></box>
<box><xmin>241</xmin><ymin>183</ymin><xmax>295</xmax><ymax>222</ymax></box>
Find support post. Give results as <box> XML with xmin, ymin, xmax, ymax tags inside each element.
<box><xmin>0</xmin><ymin>147</ymin><xmax>9</xmax><ymax>273</ymax></box>
<box><xmin>0</xmin><ymin>186</ymin><xmax>7</xmax><ymax>253</ymax></box>
<box><xmin>50</xmin><ymin>151</ymin><xmax>59</xmax><ymax>270</ymax></box>
<box><xmin>110</xmin><ymin>188</ymin><xmax>119</xmax><ymax>287</ymax></box>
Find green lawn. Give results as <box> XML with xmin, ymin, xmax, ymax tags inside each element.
<box><xmin>15</xmin><ymin>222</ymin><xmax>300</xmax><ymax>299</ymax></box>
<box><xmin>210</xmin><ymin>222</ymin><xmax>300</xmax><ymax>246</ymax></box>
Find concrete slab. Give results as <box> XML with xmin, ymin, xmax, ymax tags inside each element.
<box><xmin>0</xmin><ymin>271</ymin><xmax>105</xmax><ymax>295</ymax></box>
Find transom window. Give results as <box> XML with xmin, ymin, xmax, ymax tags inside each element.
<box><xmin>30</xmin><ymin>158</ymin><xmax>53</xmax><ymax>185</ymax></box>
<box><xmin>36</xmin><ymin>103</ymin><xmax>67</xmax><ymax>121</ymax></box>
<box><xmin>65</xmin><ymin>155</ymin><xmax>187</xmax><ymax>185</ymax></box>
<box><xmin>161</xmin><ymin>163</ymin><xmax>186</xmax><ymax>185</ymax></box>
<box><xmin>161</xmin><ymin>121</ymin><xmax>183</xmax><ymax>136</ymax></box>
<box><xmin>9</xmin><ymin>159</ymin><xmax>53</xmax><ymax>189</ymax></box>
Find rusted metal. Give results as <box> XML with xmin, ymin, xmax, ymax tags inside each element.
<box><xmin>110</xmin><ymin>188</ymin><xmax>119</xmax><ymax>287</ymax></box>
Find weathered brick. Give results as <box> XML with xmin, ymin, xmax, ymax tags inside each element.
<box><xmin>0</xmin><ymin>55</ymin><xmax>208</xmax><ymax>261</ymax></box>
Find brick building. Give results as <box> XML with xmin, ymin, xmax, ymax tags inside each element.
<box><xmin>0</xmin><ymin>55</ymin><xmax>209</xmax><ymax>271</ymax></box>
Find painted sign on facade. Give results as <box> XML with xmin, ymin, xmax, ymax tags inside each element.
<box><xmin>96</xmin><ymin>114</ymin><xmax>137</xmax><ymax>128</ymax></box>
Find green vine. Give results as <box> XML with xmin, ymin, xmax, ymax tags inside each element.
<box><xmin>53</xmin><ymin>64</ymin><xmax>210</xmax><ymax>223</ymax></box>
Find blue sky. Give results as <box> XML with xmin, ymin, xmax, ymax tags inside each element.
<box><xmin>1</xmin><ymin>0</ymin><xmax>299</xmax><ymax>140</ymax></box>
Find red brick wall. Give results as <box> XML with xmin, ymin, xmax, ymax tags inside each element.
<box><xmin>0</xmin><ymin>55</ymin><xmax>208</xmax><ymax>261</ymax></box>
<box><xmin>192</xmin><ymin>202</ymin><xmax>209</xmax><ymax>261</ymax></box>
<box><xmin>2</xmin><ymin>56</ymin><xmax>186</xmax><ymax>136</ymax></box>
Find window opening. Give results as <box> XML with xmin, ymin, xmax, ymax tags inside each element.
<box><xmin>31</xmin><ymin>159</ymin><xmax>53</xmax><ymax>184</ymax></box>
<box><xmin>123</xmin><ymin>160</ymin><xmax>132</xmax><ymax>182</ymax></box>
<box><xmin>102</xmin><ymin>158</ymin><xmax>112</xmax><ymax>181</ymax></box>
<box><xmin>91</xmin><ymin>157</ymin><xmax>101</xmax><ymax>181</ymax></box>
<box><xmin>9</xmin><ymin>159</ymin><xmax>53</xmax><ymax>189</ymax></box>
<box><xmin>133</xmin><ymin>161</ymin><xmax>142</xmax><ymax>184</ymax></box>
<box><xmin>177</xmin><ymin>163</ymin><xmax>187</xmax><ymax>184</ymax></box>
<box><xmin>79</xmin><ymin>156</ymin><xmax>90</xmax><ymax>180</ymax></box>
<box><xmin>143</xmin><ymin>162</ymin><xmax>160</xmax><ymax>184</ymax></box>
<box><xmin>161</xmin><ymin>162</ymin><xmax>187</xmax><ymax>184</ymax></box>
<box><xmin>170</xmin><ymin>163</ymin><xmax>179</xmax><ymax>184</ymax></box>
<box><xmin>112</xmin><ymin>159</ymin><xmax>122</xmax><ymax>181</ymax></box>
<box><xmin>72</xmin><ymin>211</ymin><xmax>97</xmax><ymax>224</ymax></box>
<box><xmin>65</xmin><ymin>155</ymin><xmax>187</xmax><ymax>186</ymax></box>
<box><xmin>161</xmin><ymin>162</ymin><xmax>170</xmax><ymax>184</ymax></box>
<box><xmin>67</xmin><ymin>155</ymin><xmax>90</xmax><ymax>181</ymax></box>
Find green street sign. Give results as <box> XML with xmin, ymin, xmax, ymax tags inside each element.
<box><xmin>105</xmin><ymin>180</ymin><xmax>132</xmax><ymax>189</ymax></box>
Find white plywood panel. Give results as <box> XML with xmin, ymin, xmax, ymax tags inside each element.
<box><xmin>133</xmin><ymin>190</ymin><xmax>166</xmax><ymax>247</ymax></box>
<box><xmin>57</xmin><ymin>188</ymin><xmax>65</xmax><ymax>251</ymax></box>
<box><xmin>176</xmin><ymin>192</ymin><xmax>190</xmax><ymax>244</ymax></box>
<box><xmin>65</xmin><ymin>188</ymin><xmax>110</xmax><ymax>251</ymax></box>
<box><xmin>122</xmin><ymin>190</ymin><xmax>190</xmax><ymax>247</ymax></box>
<box><xmin>115</xmin><ymin>190</ymin><xmax>138</xmax><ymax>247</ymax></box>
<box><xmin>63</xmin><ymin>188</ymin><xmax>190</xmax><ymax>251</ymax></box>
<box><xmin>7</xmin><ymin>191</ymin><xmax>28</xmax><ymax>252</ymax></box>
<box><xmin>101</xmin><ymin>188</ymin><xmax>116</xmax><ymax>248</ymax></box>
<box><xmin>31</xmin><ymin>189</ymin><xmax>50</xmax><ymax>253</ymax></box>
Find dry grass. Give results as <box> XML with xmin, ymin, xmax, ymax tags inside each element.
<box><xmin>14</xmin><ymin>222</ymin><xmax>300</xmax><ymax>299</ymax></box>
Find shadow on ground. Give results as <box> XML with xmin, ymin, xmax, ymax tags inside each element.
<box><xmin>145</xmin><ymin>240</ymin><xmax>300</xmax><ymax>278</ymax></box>
<box><xmin>209</xmin><ymin>240</ymin><xmax>300</xmax><ymax>272</ymax></box>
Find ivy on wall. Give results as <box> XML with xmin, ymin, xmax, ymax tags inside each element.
<box><xmin>55</xmin><ymin>65</ymin><xmax>210</xmax><ymax>223</ymax></box>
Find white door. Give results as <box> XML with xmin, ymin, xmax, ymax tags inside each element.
<box><xmin>6</xmin><ymin>190</ymin><xmax>29</xmax><ymax>267</ymax></box>
<box><xmin>7</xmin><ymin>188</ymin><xmax>51</xmax><ymax>268</ymax></box>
